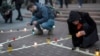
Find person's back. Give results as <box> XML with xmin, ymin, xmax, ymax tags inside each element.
<box><xmin>27</xmin><ymin>3</ymin><xmax>55</xmax><ymax>35</ymax></box>
<box><xmin>12</xmin><ymin>0</ymin><xmax>24</xmax><ymax>4</ymax></box>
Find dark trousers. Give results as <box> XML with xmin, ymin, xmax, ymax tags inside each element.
<box><xmin>2</xmin><ymin>11</ymin><xmax>12</xmax><ymax>23</ymax></box>
<box><xmin>0</xmin><ymin>0</ymin><xmax>2</xmax><ymax>7</ymax></box>
<box><xmin>72</xmin><ymin>35</ymin><xmax>83</xmax><ymax>47</ymax></box>
<box><xmin>15</xmin><ymin>4</ymin><xmax>23</xmax><ymax>19</ymax></box>
<box><xmin>45</xmin><ymin>0</ymin><xmax>53</xmax><ymax>6</ymax></box>
<box><xmin>78</xmin><ymin>0</ymin><xmax>83</xmax><ymax>6</ymax></box>
<box><xmin>59</xmin><ymin>0</ymin><xmax>68</xmax><ymax>8</ymax></box>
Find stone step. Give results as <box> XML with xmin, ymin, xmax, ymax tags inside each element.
<box><xmin>56</xmin><ymin>8</ymin><xmax>100</xmax><ymax>12</ymax></box>
<box><xmin>59</xmin><ymin>11</ymin><xmax>100</xmax><ymax>16</ymax></box>
<box><xmin>55</xmin><ymin>18</ymin><xmax>100</xmax><ymax>24</ymax></box>
<box><xmin>22</xmin><ymin>15</ymin><xmax>100</xmax><ymax>24</ymax></box>
<box><xmin>56</xmin><ymin>15</ymin><xmax>100</xmax><ymax>20</ymax></box>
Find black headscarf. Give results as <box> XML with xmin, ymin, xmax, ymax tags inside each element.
<box><xmin>67</xmin><ymin>11</ymin><xmax>81</xmax><ymax>23</ymax></box>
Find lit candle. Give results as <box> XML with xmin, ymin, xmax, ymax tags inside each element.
<box><xmin>10</xmin><ymin>30</ymin><xmax>13</xmax><ymax>32</ymax></box>
<box><xmin>7</xmin><ymin>43</ymin><xmax>13</xmax><ymax>53</ymax></box>
<box><xmin>46</xmin><ymin>38</ymin><xmax>51</xmax><ymax>44</ymax></box>
<box><xmin>0</xmin><ymin>44</ymin><xmax>3</xmax><ymax>50</ymax></box>
<box><xmin>33</xmin><ymin>42</ymin><xmax>38</xmax><ymax>48</ymax></box>
<box><xmin>24</xmin><ymin>28</ymin><xmax>27</xmax><ymax>31</ymax></box>
<box><xmin>53</xmin><ymin>26</ymin><xmax>56</xmax><ymax>29</ymax></box>
<box><xmin>95</xmin><ymin>49</ymin><xmax>100</xmax><ymax>56</ymax></box>
<box><xmin>12</xmin><ymin>37</ymin><xmax>16</xmax><ymax>41</ymax></box>
<box><xmin>1</xmin><ymin>30</ymin><xmax>4</xmax><ymax>33</ymax></box>
<box><xmin>54</xmin><ymin>37</ymin><xmax>58</xmax><ymax>42</ymax></box>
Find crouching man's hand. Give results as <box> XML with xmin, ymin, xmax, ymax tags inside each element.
<box><xmin>33</xmin><ymin>21</ymin><xmax>38</xmax><ymax>25</ymax></box>
<box><xmin>5</xmin><ymin>10</ymin><xmax>10</xmax><ymax>15</ymax></box>
<box><xmin>76</xmin><ymin>30</ymin><xmax>86</xmax><ymax>38</ymax></box>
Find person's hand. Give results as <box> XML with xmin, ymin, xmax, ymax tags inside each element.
<box><xmin>27</xmin><ymin>23</ymin><xmax>30</xmax><ymax>26</ymax></box>
<box><xmin>76</xmin><ymin>31</ymin><xmax>86</xmax><ymax>38</ymax></box>
<box><xmin>33</xmin><ymin>21</ymin><xmax>38</xmax><ymax>25</ymax></box>
<box><xmin>5</xmin><ymin>10</ymin><xmax>10</xmax><ymax>15</ymax></box>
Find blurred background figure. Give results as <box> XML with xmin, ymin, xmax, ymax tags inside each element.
<box><xmin>11</xmin><ymin>0</ymin><xmax>24</xmax><ymax>21</ymax></box>
<box><xmin>0</xmin><ymin>1</ymin><xmax>13</xmax><ymax>23</ymax></box>
<box><xmin>59</xmin><ymin>0</ymin><xmax>69</xmax><ymax>8</ymax></box>
<box><xmin>78</xmin><ymin>0</ymin><xmax>83</xmax><ymax>8</ymax></box>
<box><xmin>45</xmin><ymin>0</ymin><xmax>53</xmax><ymax>6</ymax></box>
<box><xmin>67</xmin><ymin>11</ymin><xmax>99</xmax><ymax>50</ymax></box>
<box><xmin>0</xmin><ymin>0</ymin><xmax>3</xmax><ymax>7</ymax></box>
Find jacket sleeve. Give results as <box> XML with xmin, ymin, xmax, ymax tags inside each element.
<box><xmin>37</xmin><ymin>6</ymin><xmax>49</xmax><ymax>24</ymax></box>
<box><xmin>67</xmin><ymin>20</ymin><xmax>76</xmax><ymax>35</ymax></box>
<box><xmin>82</xmin><ymin>13</ymin><xmax>96</xmax><ymax>35</ymax></box>
<box><xmin>11</xmin><ymin>0</ymin><xmax>15</xmax><ymax>4</ymax></box>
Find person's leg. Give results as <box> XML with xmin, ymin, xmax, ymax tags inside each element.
<box><xmin>31</xmin><ymin>16</ymin><xmax>43</xmax><ymax>35</ymax></box>
<box><xmin>16</xmin><ymin>4</ymin><xmax>23</xmax><ymax>21</ymax></box>
<box><xmin>59</xmin><ymin>0</ymin><xmax>63</xmax><ymax>8</ymax></box>
<box><xmin>45</xmin><ymin>0</ymin><xmax>48</xmax><ymax>5</ymax></box>
<box><xmin>49</xmin><ymin>0</ymin><xmax>53</xmax><ymax>6</ymax></box>
<box><xmin>41</xmin><ymin>19</ymin><xmax>54</xmax><ymax>35</ymax></box>
<box><xmin>78</xmin><ymin>0</ymin><xmax>83</xmax><ymax>8</ymax></box>
<box><xmin>3</xmin><ymin>15</ymin><xmax>9</xmax><ymax>23</ymax></box>
<box><xmin>64</xmin><ymin>0</ymin><xmax>68</xmax><ymax>8</ymax></box>
<box><xmin>9</xmin><ymin>11</ymin><xmax>13</xmax><ymax>23</ymax></box>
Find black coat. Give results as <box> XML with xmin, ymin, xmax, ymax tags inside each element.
<box><xmin>12</xmin><ymin>0</ymin><xmax>24</xmax><ymax>4</ymax></box>
<box><xmin>67</xmin><ymin>11</ymin><xmax>99</xmax><ymax>48</ymax></box>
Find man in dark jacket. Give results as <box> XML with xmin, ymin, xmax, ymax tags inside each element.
<box><xmin>27</xmin><ymin>3</ymin><xmax>55</xmax><ymax>35</ymax></box>
<box><xmin>0</xmin><ymin>2</ymin><xmax>12</xmax><ymax>23</ymax></box>
<box><xmin>12</xmin><ymin>0</ymin><xmax>24</xmax><ymax>21</ymax></box>
<box><xmin>67</xmin><ymin>11</ymin><xmax>99</xmax><ymax>50</ymax></box>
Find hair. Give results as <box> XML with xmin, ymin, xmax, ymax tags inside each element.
<box><xmin>27</xmin><ymin>3</ymin><xmax>34</xmax><ymax>10</ymax></box>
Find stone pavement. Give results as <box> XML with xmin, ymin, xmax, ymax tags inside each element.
<box><xmin>0</xmin><ymin>4</ymin><xmax>100</xmax><ymax>56</ymax></box>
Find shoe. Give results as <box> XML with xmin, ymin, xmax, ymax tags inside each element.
<box><xmin>19</xmin><ymin>17</ymin><xmax>23</xmax><ymax>21</ymax></box>
<box><xmin>48</xmin><ymin>29</ymin><xmax>53</xmax><ymax>35</ymax></box>
<box><xmin>34</xmin><ymin>31</ymin><xmax>43</xmax><ymax>35</ymax></box>
<box><xmin>72</xmin><ymin>47</ymin><xmax>76</xmax><ymax>50</ymax></box>
<box><xmin>16</xmin><ymin>18</ymin><xmax>20</xmax><ymax>20</ymax></box>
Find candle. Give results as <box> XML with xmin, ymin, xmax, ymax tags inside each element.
<box><xmin>0</xmin><ymin>44</ymin><xmax>3</xmax><ymax>50</ymax></box>
<box><xmin>24</xmin><ymin>28</ymin><xmax>27</xmax><ymax>31</ymax></box>
<box><xmin>54</xmin><ymin>38</ymin><xmax>58</xmax><ymax>42</ymax></box>
<box><xmin>46</xmin><ymin>38</ymin><xmax>51</xmax><ymax>44</ymax></box>
<box><xmin>33</xmin><ymin>42</ymin><xmax>38</xmax><ymax>48</ymax></box>
<box><xmin>8</xmin><ymin>43</ymin><xmax>13</xmax><ymax>53</ymax></box>
<box><xmin>95</xmin><ymin>49</ymin><xmax>100</xmax><ymax>56</ymax></box>
<box><xmin>10</xmin><ymin>30</ymin><xmax>13</xmax><ymax>32</ymax></box>
<box><xmin>1</xmin><ymin>30</ymin><xmax>4</xmax><ymax>33</ymax></box>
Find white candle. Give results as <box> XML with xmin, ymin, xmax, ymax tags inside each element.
<box><xmin>33</xmin><ymin>42</ymin><xmax>38</xmax><ymax>47</ymax></box>
<box><xmin>0</xmin><ymin>44</ymin><xmax>3</xmax><ymax>50</ymax></box>
<box><xmin>1</xmin><ymin>30</ymin><xmax>4</xmax><ymax>33</ymax></box>
<box><xmin>24</xmin><ymin>28</ymin><xmax>27</xmax><ymax>31</ymax></box>
<box><xmin>10</xmin><ymin>30</ymin><xmax>13</xmax><ymax>32</ymax></box>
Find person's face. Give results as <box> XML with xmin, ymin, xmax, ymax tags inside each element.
<box><xmin>72</xmin><ymin>20</ymin><xmax>79</xmax><ymax>25</ymax></box>
<box><xmin>29</xmin><ymin>6</ymin><xmax>36</xmax><ymax>12</ymax></box>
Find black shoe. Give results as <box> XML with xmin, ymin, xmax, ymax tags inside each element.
<box><xmin>16</xmin><ymin>18</ymin><xmax>20</xmax><ymax>20</ymax></box>
<box><xmin>48</xmin><ymin>29</ymin><xmax>53</xmax><ymax>35</ymax></box>
<box><xmin>72</xmin><ymin>47</ymin><xmax>76</xmax><ymax>50</ymax></box>
<box><xmin>34</xmin><ymin>31</ymin><xmax>43</xmax><ymax>35</ymax></box>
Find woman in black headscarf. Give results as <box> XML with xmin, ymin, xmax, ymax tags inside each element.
<box><xmin>67</xmin><ymin>11</ymin><xmax>99</xmax><ymax>50</ymax></box>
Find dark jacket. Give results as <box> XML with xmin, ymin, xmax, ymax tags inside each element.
<box><xmin>30</xmin><ymin>0</ymin><xmax>39</xmax><ymax>3</ymax></box>
<box><xmin>11</xmin><ymin>0</ymin><xmax>24</xmax><ymax>4</ymax></box>
<box><xmin>32</xmin><ymin>3</ymin><xmax>54</xmax><ymax>24</ymax></box>
<box><xmin>0</xmin><ymin>2</ymin><xmax>12</xmax><ymax>16</ymax></box>
<box><xmin>67</xmin><ymin>11</ymin><xmax>99</xmax><ymax>47</ymax></box>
